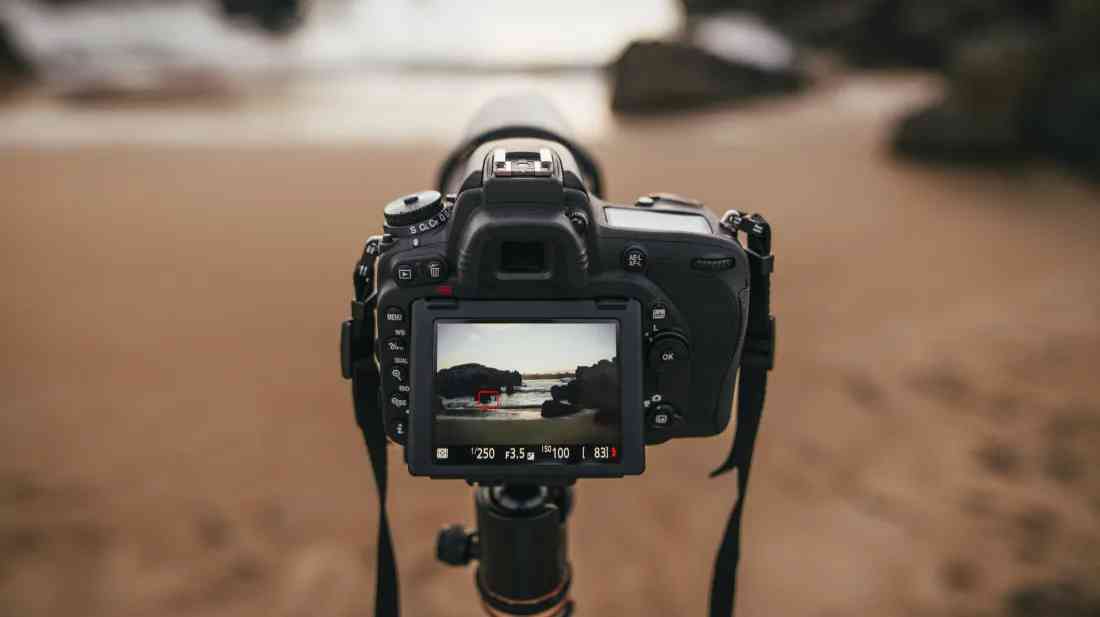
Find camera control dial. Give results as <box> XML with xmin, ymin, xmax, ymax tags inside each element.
<box><xmin>383</xmin><ymin>190</ymin><xmax>444</xmax><ymax>228</ymax></box>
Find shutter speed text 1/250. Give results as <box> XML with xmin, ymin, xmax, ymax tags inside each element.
<box><xmin>434</xmin><ymin>445</ymin><xmax>619</xmax><ymax>465</ymax></box>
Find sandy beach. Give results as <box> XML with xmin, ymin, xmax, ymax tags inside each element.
<box><xmin>2</xmin><ymin>71</ymin><xmax>1100</xmax><ymax>616</ymax></box>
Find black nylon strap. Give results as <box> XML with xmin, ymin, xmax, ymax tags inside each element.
<box><xmin>353</xmin><ymin>357</ymin><xmax>400</xmax><ymax>617</ymax></box>
<box><xmin>709</xmin><ymin>213</ymin><xmax>774</xmax><ymax>617</ymax></box>
<box><xmin>348</xmin><ymin>238</ymin><xmax>401</xmax><ymax>617</ymax></box>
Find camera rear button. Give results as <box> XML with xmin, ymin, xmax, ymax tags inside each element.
<box><xmin>389</xmin><ymin>393</ymin><xmax>409</xmax><ymax>413</ymax></box>
<box><xmin>384</xmin><ymin>306</ymin><xmax>405</xmax><ymax>323</ymax></box>
<box><xmin>394</xmin><ymin>262</ymin><xmax>419</xmax><ymax>286</ymax></box>
<box><xmin>622</xmin><ymin>247</ymin><xmax>647</xmax><ymax>272</ymax></box>
<box><xmin>384</xmin><ymin>337</ymin><xmax>408</xmax><ymax>354</ymax></box>
<box><xmin>425</xmin><ymin>258</ymin><xmax>448</xmax><ymax>282</ymax></box>
<box><xmin>647</xmin><ymin>403</ymin><xmax>681</xmax><ymax>430</ymax></box>
<box><xmin>649</xmin><ymin>336</ymin><xmax>689</xmax><ymax>373</ymax></box>
<box><xmin>386</xmin><ymin>418</ymin><xmax>408</xmax><ymax>445</ymax></box>
<box><xmin>388</xmin><ymin>364</ymin><xmax>408</xmax><ymax>386</ymax></box>
<box><xmin>650</xmin><ymin>303</ymin><xmax>668</xmax><ymax>322</ymax></box>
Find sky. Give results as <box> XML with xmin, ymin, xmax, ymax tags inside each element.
<box><xmin>436</xmin><ymin>322</ymin><xmax>616</xmax><ymax>374</ymax></box>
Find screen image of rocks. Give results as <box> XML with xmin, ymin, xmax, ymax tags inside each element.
<box><xmin>433</xmin><ymin>322</ymin><xmax>620</xmax><ymax>446</ymax></box>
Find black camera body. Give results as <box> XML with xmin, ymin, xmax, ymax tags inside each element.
<box><xmin>342</xmin><ymin>97</ymin><xmax>768</xmax><ymax>483</ymax></box>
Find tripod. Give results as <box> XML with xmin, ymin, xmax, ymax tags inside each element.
<box><xmin>436</xmin><ymin>484</ymin><xmax>576</xmax><ymax>617</ymax></box>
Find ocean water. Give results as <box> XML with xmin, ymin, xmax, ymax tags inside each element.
<box><xmin>441</xmin><ymin>378</ymin><xmax>569</xmax><ymax>419</ymax></box>
<box><xmin>3</xmin><ymin>0</ymin><xmax>680</xmax><ymax>74</ymax></box>
<box><xmin>0</xmin><ymin>0</ymin><xmax>678</xmax><ymax>146</ymax></box>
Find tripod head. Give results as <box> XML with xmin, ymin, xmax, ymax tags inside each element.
<box><xmin>438</xmin><ymin>484</ymin><xmax>575</xmax><ymax>616</ymax></box>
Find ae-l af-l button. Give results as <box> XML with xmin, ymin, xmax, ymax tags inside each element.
<box><xmin>648</xmin><ymin>333</ymin><xmax>689</xmax><ymax>373</ymax></box>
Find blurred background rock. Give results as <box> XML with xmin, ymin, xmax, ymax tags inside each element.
<box><xmin>2</xmin><ymin>2</ymin><xmax>1099</xmax><ymax>617</ymax></box>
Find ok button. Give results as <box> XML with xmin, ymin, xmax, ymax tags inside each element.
<box><xmin>649</xmin><ymin>334</ymin><xmax>689</xmax><ymax>373</ymax></box>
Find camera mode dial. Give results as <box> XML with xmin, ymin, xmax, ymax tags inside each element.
<box><xmin>384</xmin><ymin>190</ymin><xmax>444</xmax><ymax>228</ymax></box>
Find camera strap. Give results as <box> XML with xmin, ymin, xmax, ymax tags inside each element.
<box><xmin>343</xmin><ymin>236</ymin><xmax>401</xmax><ymax>617</ymax></box>
<box><xmin>710</xmin><ymin>212</ymin><xmax>775</xmax><ymax>617</ymax></box>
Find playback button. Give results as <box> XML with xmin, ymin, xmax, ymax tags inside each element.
<box><xmin>394</xmin><ymin>262</ymin><xmax>419</xmax><ymax>286</ymax></box>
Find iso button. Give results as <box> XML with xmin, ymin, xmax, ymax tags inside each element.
<box><xmin>648</xmin><ymin>334</ymin><xmax>689</xmax><ymax>374</ymax></box>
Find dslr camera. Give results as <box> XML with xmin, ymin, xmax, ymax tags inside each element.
<box><xmin>340</xmin><ymin>95</ymin><xmax>775</xmax><ymax>484</ymax></box>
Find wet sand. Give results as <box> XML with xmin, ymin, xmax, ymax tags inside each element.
<box><xmin>437</xmin><ymin>408</ymin><xmax>617</xmax><ymax>445</ymax></box>
<box><xmin>3</xmin><ymin>74</ymin><xmax>1100</xmax><ymax>616</ymax></box>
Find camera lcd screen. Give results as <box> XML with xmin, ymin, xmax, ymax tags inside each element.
<box><xmin>604</xmin><ymin>207</ymin><xmax>712</xmax><ymax>234</ymax></box>
<box><xmin>432</xmin><ymin>321</ymin><xmax>621</xmax><ymax>466</ymax></box>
